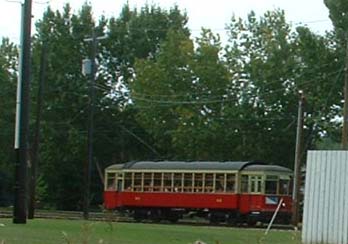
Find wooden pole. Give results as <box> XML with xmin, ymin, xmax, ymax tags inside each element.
<box><xmin>13</xmin><ymin>0</ymin><xmax>33</xmax><ymax>224</ymax></box>
<box><xmin>292</xmin><ymin>91</ymin><xmax>305</xmax><ymax>227</ymax></box>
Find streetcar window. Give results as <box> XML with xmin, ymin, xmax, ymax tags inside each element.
<box><xmin>215</xmin><ymin>174</ymin><xmax>225</xmax><ymax>192</ymax></box>
<box><xmin>143</xmin><ymin>173</ymin><xmax>153</xmax><ymax>192</ymax></box>
<box><xmin>241</xmin><ymin>175</ymin><xmax>249</xmax><ymax>193</ymax></box>
<box><xmin>153</xmin><ymin>173</ymin><xmax>162</xmax><ymax>192</ymax></box>
<box><xmin>279</xmin><ymin>176</ymin><xmax>291</xmax><ymax>195</ymax></box>
<box><xmin>173</xmin><ymin>173</ymin><xmax>182</xmax><ymax>192</ymax></box>
<box><xmin>163</xmin><ymin>173</ymin><xmax>172</xmax><ymax>192</ymax></box>
<box><xmin>205</xmin><ymin>173</ymin><xmax>214</xmax><ymax>192</ymax></box>
<box><xmin>124</xmin><ymin>173</ymin><xmax>132</xmax><ymax>191</ymax></box>
<box><xmin>117</xmin><ymin>179</ymin><xmax>123</xmax><ymax>191</ymax></box>
<box><xmin>194</xmin><ymin>173</ymin><xmax>203</xmax><ymax>192</ymax></box>
<box><xmin>106</xmin><ymin>173</ymin><xmax>117</xmax><ymax>190</ymax></box>
<box><xmin>134</xmin><ymin>173</ymin><xmax>142</xmax><ymax>191</ymax></box>
<box><xmin>184</xmin><ymin>173</ymin><xmax>193</xmax><ymax>192</ymax></box>
<box><xmin>250</xmin><ymin>176</ymin><xmax>262</xmax><ymax>193</ymax></box>
<box><xmin>226</xmin><ymin>174</ymin><xmax>236</xmax><ymax>192</ymax></box>
<box><xmin>265</xmin><ymin>176</ymin><xmax>278</xmax><ymax>194</ymax></box>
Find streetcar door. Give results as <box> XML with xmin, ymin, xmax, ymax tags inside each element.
<box><xmin>116</xmin><ymin>173</ymin><xmax>124</xmax><ymax>192</ymax></box>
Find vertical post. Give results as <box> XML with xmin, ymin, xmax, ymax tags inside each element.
<box><xmin>13</xmin><ymin>0</ymin><xmax>33</xmax><ymax>224</ymax></box>
<box><xmin>342</xmin><ymin>35</ymin><xmax>348</xmax><ymax>150</ymax></box>
<box><xmin>28</xmin><ymin>42</ymin><xmax>47</xmax><ymax>219</ymax></box>
<box><xmin>292</xmin><ymin>91</ymin><xmax>305</xmax><ymax>227</ymax></box>
<box><xmin>83</xmin><ymin>31</ymin><xmax>97</xmax><ymax>220</ymax></box>
<box><xmin>82</xmin><ymin>30</ymin><xmax>106</xmax><ymax>219</ymax></box>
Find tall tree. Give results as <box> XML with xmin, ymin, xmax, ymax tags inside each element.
<box><xmin>324</xmin><ymin>0</ymin><xmax>348</xmax><ymax>148</ymax></box>
<box><xmin>225</xmin><ymin>10</ymin><xmax>340</xmax><ymax>166</ymax></box>
<box><xmin>31</xmin><ymin>3</ymin><xmax>190</xmax><ymax>209</ymax></box>
<box><xmin>131</xmin><ymin>29</ymin><xmax>232</xmax><ymax>160</ymax></box>
<box><xmin>32</xmin><ymin>4</ymin><xmax>98</xmax><ymax>209</ymax></box>
<box><xmin>93</xmin><ymin>3</ymin><xmax>191</xmax><ymax>164</ymax></box>
<box><xmin>324</xmin><ymin>0</ymin><xmax>348</xmax><ymax>34</ymax></box>
<box><xmin>0</xmin><ymin>38</ymin><xmax>18</xmax><ymax>205</ymax></box>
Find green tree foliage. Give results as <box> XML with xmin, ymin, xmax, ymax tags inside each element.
<box><xmin>30</xmin><ymin>3</ymin><xmax>189</xmax><ymax>209</ymax></box>
<box><xmin>224</xmin><ymin>11</ymin><xmax>297</xmax><ymax>164</ymax></box>
<box><xmin>0</xmin><ymin>3</ymin><xmax>340</xmax><ymax>209</ymax></box>
<box><xmin>131</xmin><ymin>29</ymin><xmax>233</xmax><ymax>160</ymax></box>
<box><xmin>92</xmin><ymin>3</ymin><xmax>191</xmax><ymax>164</ymax></box>
<box><xmin>132</xmin><ymin>10</ymin><xmax>339</xmax><ymax>168</ymax></box>
<box><xmin>32</xmin><ymin>4</ymin><xmax>100</xmax><ymax>209</ymax></box>
<box><xmin>102</xmin><ymin>4</ymin><xmax>189</xmax><ymax>89</ymax></box>
<box><xmin>324</xmin><ymin>0</ymin><xmax>348</xmax><ymax>33</ymax></box>
<box><xmin>0</xmin><ymin>38</ymin><xmax>18</xmax><ymax>205</ymax></box>
<box><xmin>225</xmin><ymin>10</ymin><xmax>341</xmax><ymax>166</ymax></box>
<box><xmin>323</xmin><ymin>0</ymin><xmax>348</xmax><ymax>145</ymax></box>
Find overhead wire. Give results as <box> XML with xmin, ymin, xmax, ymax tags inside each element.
<box><xmin>129</xmin><ymin>75</ymin><xmax>340</xmax><ymax>106</ymax></box>
<box><xmin>299</xmin><ymin>65</ymin><xmax>345</xmax><ymax>161</ymax></box>
<box><xmin>91</xmin><ymin>64</ymin><xmax>343</xmax><ymax>107</ymax></box>
<box><xmin>109</xmin><ymin>61</ymin><xmax>344</xmax><ymax>100</ymax></box>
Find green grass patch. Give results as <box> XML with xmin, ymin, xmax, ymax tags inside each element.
<box><xmin>0</xmin><ymin>218</ymin><xmax>301</xmax><ymax>244</ymax></box>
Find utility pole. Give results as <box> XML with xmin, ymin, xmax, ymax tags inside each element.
<box><xmin>342</xmin><ymin>34</ymin><xmax>348</xmax><ymax>150</ymax></box>
<box><xmin>13</xmin><ymin>0</ymin><xmax>33</xmax><ymax>224</ymax></box>
<box><xmin>292</xmin><ymin>91</ymin><xmax>305</xmax><ymax>227</ymax></box>
<box><xmin>28</xmin><ymin>42</ymin><xmax>47</xmax><ymax>219</ymax></box>
<box><xmin>82</xmin><ymin>30</ymin><xmax>107</xmax><ymax>220</ymax></box>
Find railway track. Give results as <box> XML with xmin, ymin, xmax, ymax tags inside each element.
<box><xmin>0</xmin><ymin>209</ymin><xmax>125</xmax><ymax>221</ymax></box>
<box><xmin>0</xmin><ymin>209</ymin><xmax>294</xmax><ymax>230</ymax></box>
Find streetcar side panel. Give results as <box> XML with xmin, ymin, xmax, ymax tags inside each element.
<box><xmin>115</xmin><ymin>192</ymin><xmax>238</xmax><ymax>209</ymax></box>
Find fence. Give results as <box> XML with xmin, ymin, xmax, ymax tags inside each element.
<box><xmin>302</xmin><ymin>150</ymin><xmax>348</xmax><ymax>244</ymax></box>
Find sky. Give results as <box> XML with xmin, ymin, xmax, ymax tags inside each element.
<box><xmin>0</xmin><ymin>0</ymin><xmax>333</xmax><ymax>44</ymax></box>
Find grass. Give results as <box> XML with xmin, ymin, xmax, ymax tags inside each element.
<box><xmin>0</xmin><ymin>218</ymin><xmax>301</xmax><ymax>244</ymax></box>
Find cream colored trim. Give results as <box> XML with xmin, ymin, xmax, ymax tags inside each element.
<box><xmin>131</xmin><ymin>172</ymin><xmax>134</xmax><ymax>190</ymax></box>
<box><xmin>223</xmin><ymin>173</ymin><xmax>227</xmax><ymax>192</ymax></box>
<box><xmin>212</xmin><ymin>173</ymin><xmax>216</xmax><ymax>193</ymax></box>
<box><xmin>104</xmin><ymin>172</ymin><xmax>108</xmax><ymax>191</ymax></box>
<box><xmin>151</xmin><ymin>172</ymin><xmax>154</xmax><ymax>191</ymax></box>
<box><xmin>106</xmin><ymin>168</ymin><xmax>291</xmax><ymax>195</ymax></box>
<box><xmin>180</xmin><ymin>173</ymin><xmax>185</xmax><ymax>191</ymax></box>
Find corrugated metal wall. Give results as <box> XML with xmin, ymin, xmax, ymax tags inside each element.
<box><xmin>302</xmin><ymin>151</ymin><xmax>348</xmax><ymax>244</ymax></box>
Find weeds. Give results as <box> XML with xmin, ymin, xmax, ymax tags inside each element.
<box><xmin>61</xmin><ymin>231</ymin><xmax>72</xmax><ymax>244</ymax></box>
<box><xmin>100</xmin><ymin>205</ymin><xmax>116</xmax><ymax>232</ymax></box>
<box><xmin>80</xmin><ymin>223</ymin><xmax>92</xmax><ymax>244</ymax></box>
<box><xmin>61</xmin><ymin>223</ymin><xmax>105</xmax><ymax>244</ymax></box>
<box><xmin>291</xmin><ymin>229</ymin><xmax>301</xmax><ymax>243</ymax></box>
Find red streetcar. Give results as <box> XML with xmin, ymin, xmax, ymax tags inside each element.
<box><xmin>104</xmin><ymin>161</ymin><xmax>292</xmax><ymax>225</ymax></box>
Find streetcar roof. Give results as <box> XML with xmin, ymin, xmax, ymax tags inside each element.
<box><xmin>243</xmin><ymin>164</ymin><xmax>293</xmax><ymax>173</ymax></box>
<box><xmin>105</xmin><ymin>161</ymin><xmax>292</xmax><ymax>173</ymax></box>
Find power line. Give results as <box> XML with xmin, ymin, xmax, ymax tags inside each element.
<box><xmin>96</xmin><ymin>80</ymin><xmax>323</xmax><ymax>104</ymax></box>
<box><xmin>128</xmin><ymin>79</ymin><xmax>320</xmax><ymax>106</ymax></box>
<box><xmin>128</xmin><ymin>65</ymin><xmax>343</xmax><ymax>100</ymax></box>
<box><xmin>293</xmin><ymin>19</ymin><xmax>331</xmax><ymax>25</ymax></box>
<box><xmin>118</xmin><ymin>125</ymin><xmax>160</xmax><ymax>156</ymax></box>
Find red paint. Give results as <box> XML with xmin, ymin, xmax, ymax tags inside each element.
<box><xmin>104</xmin><ymin>191</ymin><xmax>120</xmax><ymax>209</ymax></box>
<box><xmin>239</xmin><ymin>194</ymin><xmax>292</xmax><ymax>214</ymax></box>
<box><xmin>104</xmin><ymin>190</ymin><xmax>292</xmax><ymax>215</ymax></box>
<box><xmin>105</xmin><ymin>191</ymin><xmax>238</xmax><ymax>209</ymax></box>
